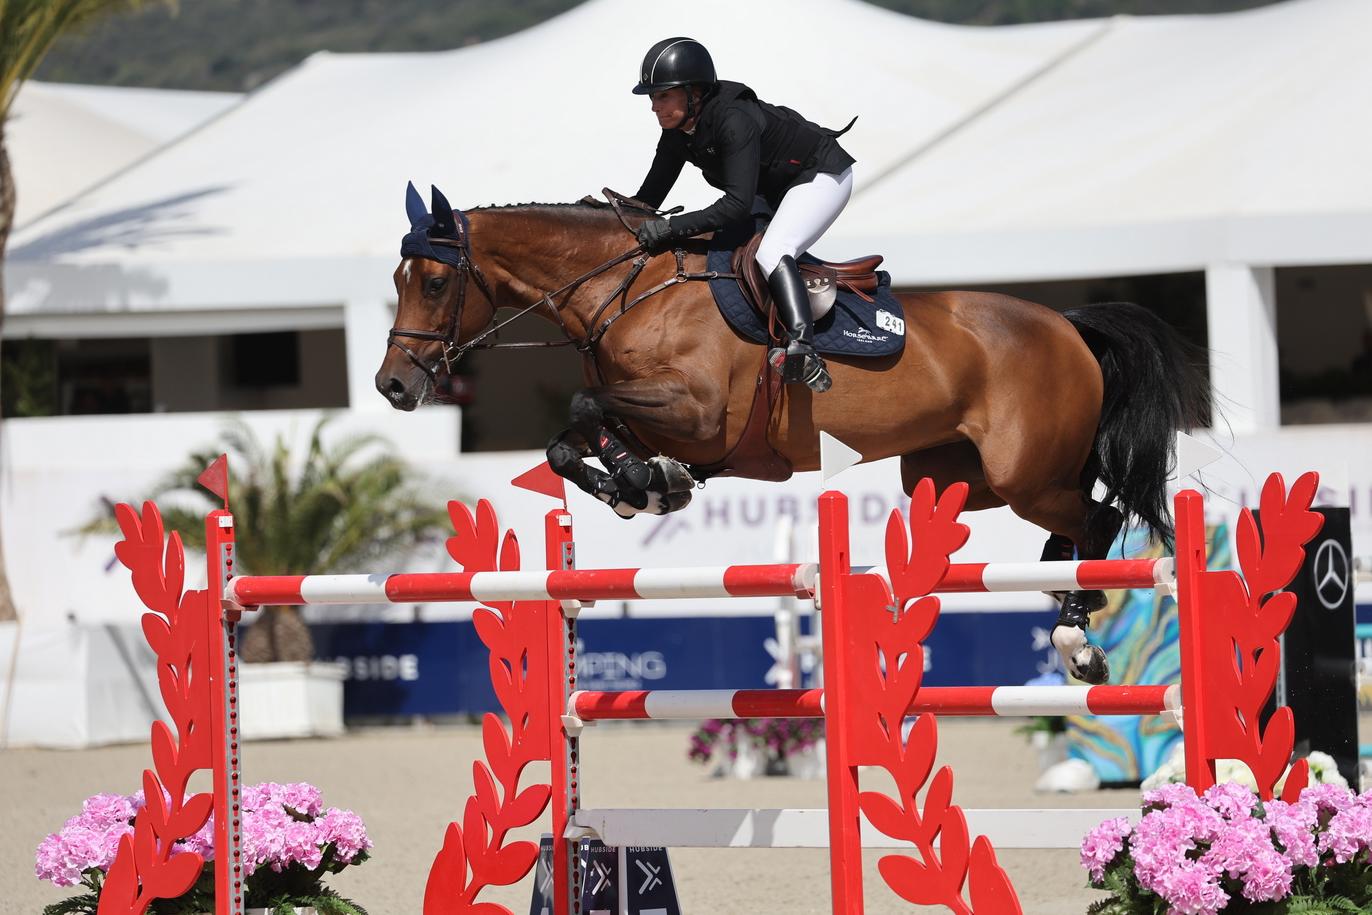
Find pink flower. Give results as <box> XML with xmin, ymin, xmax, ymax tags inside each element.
<box><xmin>1264</xmin><ymin>799</ymin><xmax>1320</xmax><ymax>868</ymax></box>
<box><xmin>80</xmin><ymin>792</ymin><xmax>137</xmax><ymax>828</ymax></box>
<box><xmin>1317</xmin><ymin>803</ymin><xmax>1372</xmax><ymax>864</ymax></box>
<box><xmin>1081</xmin><ymin>817</ymin><xmax>1133</xmax><ymax>884</ymax></box>
<box><xmin>317</xmin><ymin>808</ymin><xmax>373</xmax><ymax>863</ymax></box>
<box><xmin>1199</xmin><ymin>815</ymin><xmax>1291</xmax><ymax>903</ymax></box>
<box><xmin>1300</xmin><ymin>783</ymin><xmax>1354</xmax><ymax>817</ymax></box>
<box><xmin>1142</xmin><ymin>782</ymin><xmax>1198</xmax><ymax>811</ymax></box>
<box><xmin>1202</xmin><ymin>782</ymin><xmax>1258</xmax><ymax>820</ymax></box>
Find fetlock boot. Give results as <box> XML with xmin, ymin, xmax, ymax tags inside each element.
<box><xmin>767</xmin><ymin>256</ymin><xmax>831</xmax><ymax>393</ymax></box>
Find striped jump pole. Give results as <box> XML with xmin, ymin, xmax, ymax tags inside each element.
<box><xmin>568</xmin><ymin>683</ymin><xmax>1181</xmax><ymax>721</ymax></box>
<box><xmin>224</xmin><ymin>557</ymin><xmax>1174</xmax><ymax>607</ymax></box>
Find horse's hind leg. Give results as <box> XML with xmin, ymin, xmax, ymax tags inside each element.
<box><xmin>1003</xmin><ymin>483</ymin><xmax>1124</xmax><ymax>684</ymax></box>
<box><xmin>899</xmin><ymin>441</ymin><xmax>1003</xmax><ymax>509</ymax></box>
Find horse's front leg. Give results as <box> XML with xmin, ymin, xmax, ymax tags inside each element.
<box><xmin>570</xmin><ymin>389</ymin><xmax>653</xmax><ymax>492</ymax></box>
<box><xmin>566</xmin><ymin>375</ymin><xmax>713</xmax><ymax>513</ymax></box>
<box><xmin>545</xmin><ymin>429</ymin><xmax>677</xmax><ymax>518</ymax></box>
<box><xmin>546</xmin><ymin>429</ymin><xmax>621</xmax><ymax>503</ymax></box>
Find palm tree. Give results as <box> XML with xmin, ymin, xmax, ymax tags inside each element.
<box><xmin>0</xmin><ymin>0</ymin><xmax>166</xmax><ymax>622</ymax></box>
<box><xmin>80</xmin><ymin>417</ymin><xmax>453</xmax><ymax>661</ymax></box>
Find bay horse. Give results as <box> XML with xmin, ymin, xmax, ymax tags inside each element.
<box><xmin>377</xmin><ymin>185</ymin><xmax>1209</xmax><ymax>684</ymax></box>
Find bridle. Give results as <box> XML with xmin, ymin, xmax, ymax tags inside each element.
<box><xmin>386</xmin><ymin>223</ymin><xmax>500</xmax><ymax>383</ymax></box>
<box><xmin>386</xmin><ymin>194</ymin><xmax>731</xmax><ymax>385</ymax></box>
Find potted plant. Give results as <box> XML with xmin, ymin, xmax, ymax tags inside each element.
<box><xmin>36</xmin><ymin>782</ymin><xmax>372</xmax><ymax>914</ymax></box>
<box><xmin>75</xmin><ymin>416</ymin><xmax>451</xmax><ymax>738</ymax></box>
<box><xmin>688</xmin><ymin>718</ymin><xmax>826</xmax><ymax>778</ymax></box>
<box><xmin>1082</xmin><ymin>781</ymin><xmax>1372</xmax><ymax>913</ymax></box>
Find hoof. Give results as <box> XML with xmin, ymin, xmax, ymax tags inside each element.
<box><xmin>662</xmin><ymin>490</ymin><xmax>692</xmax><ymax>513</ymax></box>
<box><xmin>603</xmin><ymin>487</ymin><xmax>691</xmax><ymax>518</ymax></box>
<box><xmin>1067</xmin><ymin>644</ymin><xmax>1110</xmax><ymax>685</ymax></box>
<box><xmin>647</xmin><ymin>455</ymin><xmax>695</xmax><ymax>494</ymax></box>
<box><xmin>1051</xmin><ymin>623</ymin><xmax>1110</xmax><ymax>685</ymax></box>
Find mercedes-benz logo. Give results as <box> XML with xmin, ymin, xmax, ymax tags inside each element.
<box><xmin>1313</xmin><ymin>539</ymin><xmax>1350</xmax><ymax>610</ymax></box>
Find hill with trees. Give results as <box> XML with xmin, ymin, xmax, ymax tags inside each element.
<box><xmin>35</xmin><ymin>0</ymin><xmax>1278</xmax><ymax>91</ymax></box>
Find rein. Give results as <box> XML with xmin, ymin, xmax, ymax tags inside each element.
<box><xmin>387</xmin><ymin>203</ymin><xmax>733</xmax><ymax>383</ymax></box>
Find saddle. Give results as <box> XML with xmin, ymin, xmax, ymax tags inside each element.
<box><xmin>732</xmin><ymin>231</ymin><xmax>884</xmax><ymax>322</ymax></box>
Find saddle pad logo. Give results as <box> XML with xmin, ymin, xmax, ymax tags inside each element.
<box><xmin>876</xmin><ymin>309</ymin><xmax>906</xmax><ymax>335</ymax></box>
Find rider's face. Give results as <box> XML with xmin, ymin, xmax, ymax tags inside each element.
<box><xmin>649</xmin><ymin>88</ymin><xmax>689</xmax><ymax>130</ymax></box>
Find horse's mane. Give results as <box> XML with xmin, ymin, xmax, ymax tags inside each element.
<box><xmin>471</xmin><ymin>198</ymin><xmax>658</xmax><ymax>217</ymax></box>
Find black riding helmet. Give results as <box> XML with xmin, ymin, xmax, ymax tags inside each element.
<box><xmin>632</xmin><ymin>37</ymin><xmax>716</xmax><ymax>95</ymax></box>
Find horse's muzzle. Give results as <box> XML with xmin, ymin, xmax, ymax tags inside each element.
<box><xmin>375</xmin><ymin>371</ymin><xmax>421</xmax><ymax>411</ymax></box>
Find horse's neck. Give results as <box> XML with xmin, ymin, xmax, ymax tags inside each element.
<box><xmin>467</xmin><ymin>207</ymin><xmax>635</xmax><ymax>338</ymax></box>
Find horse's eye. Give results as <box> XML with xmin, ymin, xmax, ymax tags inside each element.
<box><xmin>425</xmin><ymin>277</ymin><xmax>447</xmax><ymax>295</ymax></box>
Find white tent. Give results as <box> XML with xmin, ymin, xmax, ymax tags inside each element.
<box><xmin>7</xmin><ymin>81</ymin><xmax>241</xmax><ymax>227</ymax></box>
<box><xmin>835</xmin><ymin>0</ymin><xmax>1372</xmax><ymax>282</ymax></box>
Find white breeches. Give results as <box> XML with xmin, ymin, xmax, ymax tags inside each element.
<box><xmin>754</xmin><ymin>166</ymin><xmax>854</xmax><ymax>276</ymax></box>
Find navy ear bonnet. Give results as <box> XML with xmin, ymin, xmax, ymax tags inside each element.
<box><xmin>400</xmin><ymin>181</ymin><xmax>468</xmax><ymax>269</ymax></box>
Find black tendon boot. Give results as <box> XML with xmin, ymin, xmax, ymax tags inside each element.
<box><xmin>767</xmin><ymin>256</ymin><xmax>832</xmax><ymax>393</ymax></box>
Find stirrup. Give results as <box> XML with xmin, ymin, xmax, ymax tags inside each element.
<box><xmin>768</xmin><ymin>342</ymin><xmax>832</xmax><ymax>393</ymax></box>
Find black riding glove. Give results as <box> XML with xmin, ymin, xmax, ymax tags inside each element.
<box><xmin>635</xmin><ymin>217</ymin><xmax>675</xmax><ymax>251</ymax></box>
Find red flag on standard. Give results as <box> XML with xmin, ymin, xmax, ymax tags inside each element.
<box><xmin>510</xmin><ymin>461</ymin><xmax>566</xmax><ymax>503</ymax></box>
<box><xmin>197</xmin><ymin>454</ymin><xmax>230</xmax><ymax>508</ymax></box>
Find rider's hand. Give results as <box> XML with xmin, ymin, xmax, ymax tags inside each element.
<box><xmin>635</xmin><ymin>217</ymin><xmax>674</xmax><ymax>251</ymax></box>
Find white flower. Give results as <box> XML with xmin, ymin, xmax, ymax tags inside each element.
<box><xmin>1140</xmin><ymin>745</ymin><xmax>1345</xmax><ymax>791</ymax></box>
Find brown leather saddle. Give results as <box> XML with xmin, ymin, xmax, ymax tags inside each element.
<box><xmin>732</xmin><ymin>230</ymin><xmax>884</xmax><ymax>325</ymax></box>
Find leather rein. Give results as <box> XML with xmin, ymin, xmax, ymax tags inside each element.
<box><xmin>386</xmin><ymin>192</ymin><xmax>733</xmax><ymax>383</ymax></box>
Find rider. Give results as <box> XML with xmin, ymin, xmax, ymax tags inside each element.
<box><xmin>629</xmin><ymin>37</ymin><xmax>856</xmax><ymax>393</ymax></box>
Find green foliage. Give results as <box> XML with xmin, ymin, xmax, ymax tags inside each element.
<box><xmin>0</xmin><ymin>0</ymin><xmax>163</xmax><ymax>117</ymax></box>
<box><xmin>40</xmin><ymin>891</ymin><xmax>100</xmax><ymax>915</ymax></box>
<box><xmin>0</xmin><ymin>338</ymin><xmax>57</xmax><ymax>416</ymax></box>
<box><xmin>31</xmin><ymin>0</ymin><xmax>1282</xmax><ymax>92</ymax></box>
<box><xmin>78</xmin><ymin>415</ymin><xmax>451</xmax><ymax>578</ymax></box>
<box><xmin>73</xmin><ymin>415</ymin><xmax>452</xmax><ymax>660</ymax></box>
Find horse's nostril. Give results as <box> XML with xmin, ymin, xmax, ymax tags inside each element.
<box><xmin>385</xmin><ymin>377</ymin><xmax>406</xmax><ymax>396</ymax></box>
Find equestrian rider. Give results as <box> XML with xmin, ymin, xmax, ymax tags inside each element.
<box><xmin>630</xmin><ymin>37</ymin><xmax>856</xmax><ymax>394</ymax></box>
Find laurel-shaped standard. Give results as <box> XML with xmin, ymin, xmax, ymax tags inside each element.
<box><xmin>848</xmin><ymin>480</ymin><xmax>1021</xmax><ymax>915</ymax></box>
<box><xmin>99</xmin><ymin>503</ymin><xmax>218</xmax><ymax>915</ymax></box>
<box><xmin>424</xmin><ymin>500</ymin><xmax>553</xmax><ymax>915</ymax></box>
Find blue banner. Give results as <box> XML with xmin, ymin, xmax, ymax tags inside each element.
<box><xmin>309</xmin><ymin>611</ymin><xmax>1060</xmax><ymax>719</ymax></box>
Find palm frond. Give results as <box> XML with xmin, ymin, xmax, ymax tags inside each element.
<box><xmin>0</xmin><ymin>0</ymin><xmax>168</xmax><ymax>119</ymax></box>
<box><xmin>75</xmin><ymin>415</ymin><xmax>452</xmax><ymax>578</ymax></box>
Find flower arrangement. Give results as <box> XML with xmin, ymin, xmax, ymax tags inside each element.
<box><xmin>1082</xmin><ymin>781</ymin><xmax>1372</xmax><ymax>914</ymax></box>
<box><xmin>36</xmin><ymin>782</ymin><xmax>372</xmax><ymax>915</ymax></box>
<box><xmin>688</xmin><ymin>718</ymin><xmax>825</xmax><ymax>775</ymax></box>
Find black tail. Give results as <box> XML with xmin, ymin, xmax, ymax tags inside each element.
<box><xmin>1064</xmin><ymin>303</ymin><xmax>1210</xmax><ymax>553</ymax></box>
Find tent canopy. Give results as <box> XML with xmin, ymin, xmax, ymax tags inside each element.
<box><xmin>6</xmin><ymin>0</ymin><xmax>1368</xmax><ymax>326</ymax></box>
<box><xmin>8</xmin><ymin>81</ymin><xmax>241</xmax><ymax>227</ymax></box>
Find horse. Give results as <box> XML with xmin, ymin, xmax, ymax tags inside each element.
<box><xmin>376</xmin><ymin>184</ymin><xmax>1210</xmax><ymax>684</ymax></box>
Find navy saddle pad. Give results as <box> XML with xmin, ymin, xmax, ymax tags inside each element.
<box><xmin>705</xmin><ymin>240</ymin><xmax>906</xmax><ymax>359</ymax></box>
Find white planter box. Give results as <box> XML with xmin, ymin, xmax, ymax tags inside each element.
<box><xmin>238</xmin><ymin>661</ymin><xmax>346</xmax><ymax>740</ymax></box>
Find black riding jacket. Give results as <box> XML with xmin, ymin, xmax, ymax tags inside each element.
<box><xmin>634</xmin><ymin>81</ymin><xmax>855</xmax><ymax>238</ymax></box>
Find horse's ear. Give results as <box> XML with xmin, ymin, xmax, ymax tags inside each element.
<box><xmin>405</xmin><ymin>181</ymin><xmax>429</xmax><ymax>227</ymax></box>
<box><xmin>430</xmin><ymin>185</ymin><xmax>459</xmax><ymax>238</ymax></box>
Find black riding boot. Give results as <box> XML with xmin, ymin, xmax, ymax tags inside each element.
<box><xmin>767</xmin><ymin>256</ymin><xmax>832</xmax><ymax>393</ymax></box>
